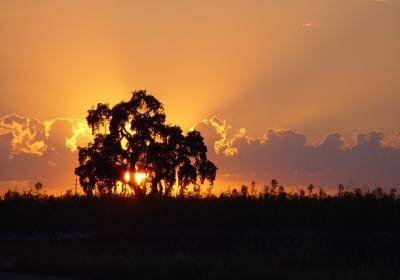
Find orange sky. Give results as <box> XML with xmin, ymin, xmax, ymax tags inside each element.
<box><xmin>1</xmin><ymin>0</ymin><xmax>400</xmax><ymax>193</ymax></box>
<box><xmin>1</xmin><ymin>0</ymin><xmax>399</xmax><ymax>140</ymax></box>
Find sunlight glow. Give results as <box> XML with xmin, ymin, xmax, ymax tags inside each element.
<box><xmin>124</xmin><ymin>171</ymin><xmax>147</xmax><ymax>185</ymax></box>
<box><xmin>124</xmin><ymin>171</ymin><xmax>131</xmax><ymax>182</ymax></box>
<box><xmin>134</xmin><ymin>172</ymin><xmax>147</xmax><ymax>185</ymax></box>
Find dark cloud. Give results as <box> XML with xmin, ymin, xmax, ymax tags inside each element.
<box><xmin>195</xmin><ymin>117</ymin><xmax>400</xmax><ymax>188</ymax></box>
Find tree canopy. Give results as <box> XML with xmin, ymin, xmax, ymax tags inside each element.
<box><xmin>75</xmin><ymin>90</ymin><xmax>217</xmax><ymax>197</ymax></box>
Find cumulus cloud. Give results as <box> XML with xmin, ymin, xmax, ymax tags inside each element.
<box><xmin>0</xmin><ymin>114</ymin><xmax>93</xmax><ymax>192</ymax></box>
<box><xmin>44</xmin><ymin>118</ymin><xmax>92</xmax><ymax>151</ymax></box>
<box><xmin>0</xmin><ymin>114</ymin><xmax>47</xmax><ymax>158</ymax></box>
<box><xmin>0</xmin><ymin>114</ymin><xmax>92</xmax><ymax>160</ymax></box>
<box><xmin>193</xmin><ymin>116</ymin><xmax>249</xmax><ymax>156</ymax></box>
<box><xmin>194</xmin><ymin>117</ymin><xmax>400</xmax><ymax>188</ymax></box>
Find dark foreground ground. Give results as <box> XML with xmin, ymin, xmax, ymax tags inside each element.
<box><xmin>0</xmin><ymin>273</ymin><xmax>85</xmax><ymax>280</ymax></box>
<box><xmin>1</xmin><ymin>194</ymin><xmax>400</xmax><ymax>279</ymax></box>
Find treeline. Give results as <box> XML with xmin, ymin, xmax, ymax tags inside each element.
<box><xmin>2</xmin><ymin>179</ymin><xmax>399</xmax><ymax>201</ymax></box>
<box><xmin>221</xmin><ymin>179</ymin><xmax>398</xmax><ymax>200</ymax></box>
<box><xmin>1</xmin><ymin>179</ymin><xmax>400</xmax><ymax>235</ymax></box>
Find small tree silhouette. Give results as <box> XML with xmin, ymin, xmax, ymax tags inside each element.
<box><xmin>278</xmin><ymin>185</ymin><xmax>286</xmax><ymax>199</ymax></box>
<box><xmin>240</xmin><ymin>185</ymin><xmax>248</xmax><ymax>197</ymax></box>
<box><xmin>231</xmin><ymin>188</ymin><xmax>238</xmax><ymax>197</ymax></box>
<box><xmin>372</xmin><ymin>187</ymin><xmax>384</xmax><ymax>199</ymax></box>
<box><xmin>250</xmin><ymin>180</ymin><xmax>256</xmax><ymax>197</ymax></box>
<box><xmin>270</xmin><ymin>179</ymin><xmax>279</xmax><ymax>196</ymax></box>
<box><xmin>337</xmin><ymin>184</ymin><xmax>344</xmax><ymax>196</ymax></box>
<box><xmin>34</xmin><ymin>182</ymin><xmax>43</xmax><ymax>192</ymax></box>
<box><xmin>318</xmin><ymin>187</ymin><xmax>327</xmax><ymax>199</ymax></box>
<box><xmin>389</xmin><ymin>187</ymin><xmax>397</xmax><ymax>199</ymax></box>
<box><xmin>262</xmin><ymin>184</ymin><xmax>270</xmax><ymax>197</ymax></box>
<box><xmin>307</xmin><ymin>184</ymin><xmax>314</xmax><ymax>196</ymax></box>
<box><xmin>354</xmin><ymin>188</ymin><xmax>363</xmax><ymax>198</ymax></box>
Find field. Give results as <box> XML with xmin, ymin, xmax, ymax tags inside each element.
<box><xmin>1</xmin><ymin>191</ymin><xmax>400</xmax><ymax>279</ymax></box>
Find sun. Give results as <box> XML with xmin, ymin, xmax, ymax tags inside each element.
<box><xmin>124</xmin><ymin>171</ymin><xmax>147</xmax><ymax>185</ymax></box>
<box><xmin>134</xmin><ymin>172</ymin><xmax>147</xmax><ymax>185</ymax></box>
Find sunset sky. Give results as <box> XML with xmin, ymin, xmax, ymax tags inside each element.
<box><xmin>1</xmin><ymin>0</ymin><xmax>400</xmax><ymax>193</ymax></box>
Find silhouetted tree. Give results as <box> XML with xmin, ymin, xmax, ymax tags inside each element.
<box><xmin>250</xmin><ymin>180</ymin><xmax>256</xmax><ymax>196</ymax></box>
<box><xmin>34</xmin><ymin>182</ymin><xmax>43</xmax><ymax>192</ymax></box>
<box><xmin>338</xmin><ymin>184</ymin><xmax>344</xmax><ymax>196</ymax></box>
<box><xmin>318</xmin><ymin>187</ymin><xmax>327</xmax><ymax>199</ymax></box>
<box><xmin>240</xmin><ymin>185</ymin><xmax>248</xmax><ymax>197</ymax></box>
<box><xmin>231</xmin><ymin>188</ymin><xmax>238</xmax><ymax>197</ymax></box>
<box><xmin>278</xmin><ymin>185</ymin><xmax>286</xmax><ymax>199</ymax></box>
<box><xmin>389</xmin><ymin>187</ymin><xmax>397</xmax><ymax>199</ymax></box>
<box><xmin>372</xmin><ymin>187</ymin><xmax>383</xmax><ymax>199</ymax></box>
<box><xmin>75</xmin><ymin>90</ymin><xmax>217</xmax><ymax>197</ymax></box>
<box><xmin>354</xmin><ymin>188</ymin><xmax>363</xmax><ymax>198</ymax></box>
<box><xmin>307</xmin><ymin>184</ymin><xmax>314</xmax><ymax>196</ymax></box>
<box><xmin>262</xmin><ymin>184</ymin><xmax>270</xmax><ymax>197</ymax></box>
<box><xmin>271</xmin><ymin>179</ymin><xmax>279</xmax><ymax>195</ymax></box>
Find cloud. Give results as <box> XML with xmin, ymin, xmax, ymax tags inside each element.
<box><xmin>195</xmin><ymin>117</ymin><xmax>400</xmax><ymax>187</ymax></box>
<box><xmin>44</xmin><ymin>118</ymin><xmax>92</xmax><ymax>151</ymax></box>
<box><xmin>0</xmin><ymin>114</ymin><xmax>93</xmax><ymax>192</ymax></box>
<box><xmin>0</xmin><ymin>114</ymin><xmax>47</xmax><ymax>158</ymax></box>
<box><xmin>363</xmin><ymin>0</ymin><xmax>392</xmax><ymax>3</ymax></box>
<box><xmin>193</xmin><ymin>116</ymin><xmax>249</xmax><ymax>156</ymax></box>
<box><xmin>382</xmin><ymin>132</ymin><xmax>400</xmax><ymax>148</ymax></box>
<box><xmin>0</xmin><ymin>114</ymin><xmax>92</xmax><ymax>160</ymax></box>
<box><xmin>301</xmin><ymin>22</ymin><xmax>319</xmax><ymax>28</ymax></box>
